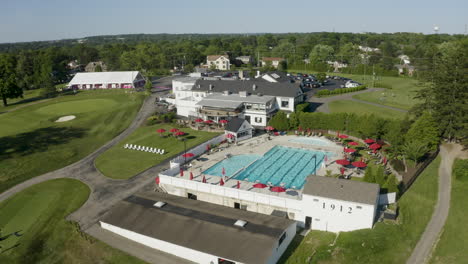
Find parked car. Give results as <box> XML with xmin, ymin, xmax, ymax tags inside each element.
<box><xmin>345</xmin><ymin>81</ymin><xmax>360</xmax><ymax>88</ymax></box>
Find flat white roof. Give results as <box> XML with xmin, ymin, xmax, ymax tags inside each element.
<box><xmin>69</xmin><ymin>71</ymin><xmax>142</xmax><ymax>85</ymax></box>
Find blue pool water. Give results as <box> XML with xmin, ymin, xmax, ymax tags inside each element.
<box><xmin>233</xmin><ymin>146</ymin><xmax>333</xmax><ymax>189</ymax></box>
<box><xmin>288</xmin><ymin>137</ymin><xmax>333</xmax><ymax>147</ymax></box>
<box><xmin>203</xmin><ymin>154</ymin><xmax>261</xmax><ymax>177</ymax></box>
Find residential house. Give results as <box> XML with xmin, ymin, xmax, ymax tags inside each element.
<box><xmin>206</xmin><ymin>55</ymin><xmax>231</xmax><ymax>70</ymax></box>
<box><xmin>261</xmin><ymin>57</ymin><xmax>285</xmax><ymax>69</ymax></box>
<box><xmin>235</xmin><ymin>55</ymin><xmax>252</xmax><ymax>65</ymax></box>
<box><xmin>395</xmin><ymin>64</ymin><xmax>415</xmax><ymax>76</ymax></box>
<box><xmin>327</xmin><ymin>61</ymin><xmax>348</xmax><ymax>72</ymax></box>
<box><xmin>85</xmin><ymin>61</ymin><xmax>108</xmax><ymax>72</ymax></box>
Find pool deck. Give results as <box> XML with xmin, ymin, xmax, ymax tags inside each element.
<box><xmin>170</xmin><ymin>135</ymin><xmax>355</xmax><ymax>199</ymax></box>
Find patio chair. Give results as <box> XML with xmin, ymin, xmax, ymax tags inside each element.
<box><xmin>124</xmin><ymin>144</ymin><xmax>129</xmax><ymax>149</ymax></box>
<box><xmin>137</xmin><ymin>146</ymin><xmax>141</xmax><ymax>151</ymax></box>
<box><xmin>160</xmin><ymin>149</ymin><xmax>165</xmax><ymax>155</ymax></box>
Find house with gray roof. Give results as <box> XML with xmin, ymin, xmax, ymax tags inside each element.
<box><xmin>100</xmin><ymin>192</ymin><xmax>296</xmax><ymax>264</ymax></box>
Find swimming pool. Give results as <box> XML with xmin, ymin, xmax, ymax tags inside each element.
<box><xmin>234</xmin><ymin>146</ymin><xmax>334</xmax><ymax>189</ymax></box>
<box><xmin>288</xmin><ymin>137</ymin><xmax>333</xmax><ymax>147</ymax></box>
<box><xmin>203</xmin><ymin>154</ymin><xmax>261</xmax><ymax>177</ymax></box>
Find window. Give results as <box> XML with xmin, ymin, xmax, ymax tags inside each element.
<box><xmin>278</xmin><ymin>232</ymin><xmax>287</xmax><ymax>246</ymax></box>
<box><xmin>313</xmin><ymin>198</ymin><xmax>319</xmax><ymax>202</ymax></box>
<box><xmin>187</xmin><ymin>193</ymin><xmax>197</xmax><ymax>200</ymax></box>
<box><xmin>234</xmin><ymin>202</ymin><xmax>240</xmax><ymax>209</ymax></box>
<box><xmin>254</xmin><ymin>117</ymin><xmax>262</xmax><ymax>123</ymax></box>
<box><xmin>240</xmin><ymin>204</ymin><xmax>247</xmax><ymax>210</ymax></box>
<box><xmin>356</xmin><ymin>206</ymin><xmax>362</xmax><ymax>209</ymax></box>
<box><xmin>281</xmin><ymin>100</ymin><xmax>289</xmax><ymax>108</ymax></box>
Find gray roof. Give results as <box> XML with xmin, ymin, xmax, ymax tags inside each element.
<box><xmin>193</xmin><ymin>79</ymin><xmax>302</xmax><ymax>98</ymax></box>
<box><xmin>303</xmin><ymin>176</ymin><xmax>380</xmax><ymax>205</ymax></box>
<box><xmin>196</xmin><ymin>93</ymin><xmax>275</xmax><ymax>109</ymax></box>
<box><xmin>101</xmin><ymin>192</ymin><xmax>294</xmax><ymax>264</ymax></box>
<box><xmin>226</xmin><ymin>117</ymin><xmax>248</xmax><ymax>132</ymax></box>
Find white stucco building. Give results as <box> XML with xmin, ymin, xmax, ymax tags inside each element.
<box><xmin>261</xmin><ymin>57</ymin><xmax>285</xmax><ymax>69</ymax></box>
<box><xmin>171</xmin><ymin>77</ymin><xmax>305</xmax><ymax>127</ymax></box>
<box><xmin>100</xmin><ymin>192</ymin><xmax>296</xmax><ymax>264</ymax></box>
<box><xmin>207</xmin><ymin>55</ymin><xmax>231</xmax><ymax>70</ymax></box>
<box><xmin>67</xmin><ymin>71</ymin><xmax>145</xmax><ymax>90</ymax></box>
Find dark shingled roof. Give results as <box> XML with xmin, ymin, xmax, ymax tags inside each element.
<box><xmin>303</xmin><ymin>176</ymin><xmax>380</xmax><ymax>205</ymax></box>
<box><xmin>225</xmin><ymin>117</ymin><xmax>247</xmax><ymax>132</ymax></box>
<box><xmin>192</xmin><ymin>79</ymin><xmax>302</xmax><ymax>98</ymax></box>
<box><xmin>101</xmin><ymin>192</ymin><xmax>294</xmax><ymax>264</ymax></box>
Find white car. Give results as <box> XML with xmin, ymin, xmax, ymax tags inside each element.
<box><xmin>345</xmin><ymin>81</ymin><xmax>360</xmax><ymax>88</ymax></box>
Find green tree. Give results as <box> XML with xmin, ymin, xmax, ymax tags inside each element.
<box><xmin>363</xmin><ymin>167</ymin><xmax>375</xmax><ymax>183</ymax></box>
<box><xmin>385</xmin><ymin>174</ymin><xmax>399</xmax><ymax>194</ymax></box>
<box><xmin>403</xmin><ymin>140</ymin><xmax>428</xmax><ymax>166</ymax></box>
<box><xmin>0</xmin><ymin>54</ymin><xmax>22</xmax><ymax>106</ymax></box>
<box><xmin>145</xmin><ymin>77</ymin><xmax>152</xmax><ymax>93</ymax></box>
<box><xmin>309</xmin><ymin>44</ymin><xmax>334</xmax><ymax>63</ymax></box>
<box><xmin>375</xmin><ymin>166</ymin><xmax>386</xmax><ymax>186</ymax></box>
<box><xmin>316</xmin><ymin>72</ymin><xmax>326</xmax><ymax>83</ymax></box>
<box><xmin>269</xmin><ymin>111</ymin><xmax>289</xmax><ymax>131</ymax></box>
<box><xmin>405</xmin><ymin>112</ymin><xmax>440</xmax><ymax>151</ymax></box>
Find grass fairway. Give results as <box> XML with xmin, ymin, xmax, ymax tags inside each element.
<box><xmin>95</xmin><ymin>124</ymin><xmax>220</xmax><ymax>179</ymax></box>
<box><xmin>0</xmin><ymin>179</ymin><xmax>146</xmax><ymax>264</ymax></box>
<box><xmin>0</xmin><ymin>89</ymin><xmax>45</xmax><ymax>112</ymax></box>
<box><xmin>329</xmin><ymin>99</ymin><xmax>407</xmax><ymax>119</ymax></box>
<box><xmin>283</xmin><ymin>155</ymin><xmax>440</xmax><ymax>264</ymax></box>
<box><xmin>0</xmin><ymin>90</ymin><xmax>145</xmax><ymax>193</ymax></box>
<box><xmin>430</xmin><ymin>159</ymin><xmax>468</xmax><ymax>264</ymax></box>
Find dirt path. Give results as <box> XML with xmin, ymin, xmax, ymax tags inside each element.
<box><xmin>406</xmin><ymin>143</ymin><xmax>467</xmax><ymax>264</ymax></box>
<box><xmin>307</xmin><ymin>88</ymin><xmax>408</xmax><ymax>113</ymax></box>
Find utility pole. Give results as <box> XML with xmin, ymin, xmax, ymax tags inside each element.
<box><xmin>372</xmin><ymin>64</ymin><xmax>375</xmax><ymax>88</ymax></box>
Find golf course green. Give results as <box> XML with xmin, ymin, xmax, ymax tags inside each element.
<box><xmin>0</xmin><ymin>90</ymin><xmax>145</xmax><ymax>193</ymax></box>
<box><xmin>0</xmin><ymin>178</ymin><xmax>145</xmax><ymax>263</ymax></box>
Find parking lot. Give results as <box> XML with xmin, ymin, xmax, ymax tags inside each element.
<box><xmin>289</xmin><ymin>73</ymin><xmax>360</xmax><ymax>100</ymax></box>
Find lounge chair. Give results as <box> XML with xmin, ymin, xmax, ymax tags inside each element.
<box><xmin>124</xmin><ymin>144</ymin><xmax>128</xmax><ymax>149</ymax></box>
<box><xmin>160</xmin><ymin>149</ymin><xmax>165</xmax><ymax>155</ymax></box>
<box><xmin>137</xmin><ymin>146</ymin><xmax>142</xmax><ymax>151</ymax></box>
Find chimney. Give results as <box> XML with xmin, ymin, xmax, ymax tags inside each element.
<box><xmin>223</xmin><ymin>90</ymin><xmax>230</xmax><ymax>96</ymax></box>
<box><xmin>252</xmin><ymin>84</ymin><xmax>257</xmax><ymax>91</ymax></box>
<box><xmin>256</xmin><ymin>70</ymin><xmax>261</xmax><ymax>78</ymax></box>
<box><xmin>209</xmin><ymin>84</ymin><xmax>213</xmax><ymax>91</ymax></box>
<box><xmin>239</xmin><ymin>70</ymin><xmax>244</xmax><ymax>79</ymax></box>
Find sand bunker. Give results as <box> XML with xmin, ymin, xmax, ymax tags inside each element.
<box><xmin>55</xmin><ymin>115</ymin><xmax>76</xmax><ymax>122</ymax></box>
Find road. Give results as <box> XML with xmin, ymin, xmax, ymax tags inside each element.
<box><xmin>307</xmin><ymin>87</ymin><xmax>408</xmax><ymax>113</ymax></box>
<box><xmin>406</xmin><ymin>143</ymin><xmax>467</xmax><ymax>264</ymax></box>
<box><xmin>0</xmin><ymin>76</ymin><xmax>191</xmax><ymax>264</ymax></box>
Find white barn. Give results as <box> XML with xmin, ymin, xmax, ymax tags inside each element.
<box><xmin>68</xmin><ymin>71</ymin><xmax>145</xmax><ymax>90</ymax></box>
<box><xmin>100</xmin><ymin>192</ymin><xmax>296</xmax><ymax>264</ymax></box>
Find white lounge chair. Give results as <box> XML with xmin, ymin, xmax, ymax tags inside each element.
<box><xmin>155</xmin><ymin>149</ymin><xmax>160</xmax><ymax>154</ymax></box>
<box><xmin>144</xmin><ymin>146</ymin><xmax>149</xmax><ymax>152</ymax></box>
<box><xmin>132</xmin><ymin>145</ymin><xmax>137</xmax><ymax>150</ymax></box>
<box><xmin>137</xmin><ymin>146</ymin><xmax>141</xmax><ymax>151</ymax></box>
<box><xmin>154</xmin><ymin>148</ymin><xmax>158</xmax><ymax>154</ymax></box>
<box><xmin>160</xmin><ymin>149</ymin><xmax>165</xmax><ymax>155</ymax></box>
<box><xmin>124</xmin><ymin>144</ymin><xmax>129</xmax><ymax>149</ymax></box>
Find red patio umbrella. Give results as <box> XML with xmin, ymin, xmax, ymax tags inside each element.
<box><xmin>237</xmin><ymin>181</ymin><xmax>241</xmax><ymax>189</ymax></box>
<box><xmin>344</xmin><ymin>148</ymin><xmax>356</xmax><ymax>153</ymax></box>
<box><xmin>336</xmin><ymin>159</ymin><xmax>350</xmax><ymax>166</ymax></box>
<box><xmin>170</xmin><ymin>128</ymin><xmax>179</xmax><ymax>133</ymax></box>
<box><xmin>298</xmin><ymin>126</ymin><xmax>303</xmax><ymax>131</ymax></box>
<box><xmin>253</xmin><ymin>183</ymin><xmax>268</xmax><ymax>188</ymax></box>
<box><xmin>194</xmin><ymin>118</ymin><xmax>204</xmax><ymax>123</ymax></box>
<box><xmin>182</xmin><ymin>153</ymin><xmax>194</xmax><ymax>158</ymax></box>
<box><xmin>156</xmin><ymin>128</ymin><xmax>166</xmax><ymax>135</ymax></box>
<box><xmin>348</xmin><ymin>141</ymin><xmax>359</xmax><ymax>146</ymax></box>
<box><xmin>352</xmin><ymin>161</ymin><xmax>367</xmax><ymax>168</ymax></box>
<box><xmin>340</xmin><ymin>167</ymin><xmax>345</xmax><ymax>175</ymax></box>
<box><xmin>364</xmin><ymin>138</ymin><xmax>375</xmax><ymax>144</ymax></box>
<box><xmin>219</xmin><ymin>119</ymin><xmax>228</xmax><ymax>124</ymax></box>
<box><xmin>270</xmin><ymin>186</ymin><xmax>286</xmax><ymax>193</ymax></box>
<box><xmin>202</xmin><ymin>175</ymin><xmax>207</xmax><ymax>183</ymax></box>
<box><xmin>175</xmin><ymin>131</ymin><xmax>186</xmax><ymax>136</ymax></box>
<box><xmin>265</xmin><ymin>126</ymin><xmax>275</xmax><ymax>131</ymax></box>
<box><xmin>190</xmin><ymin>172</ymin><xmax>194</xmax><ymax>180</ymax></box>
<box><xmin>204</xmin><ymin>120</ymin><xmax>214</xmax><ymax>124</ymax></box>
<box><xmin>226</xmin><ymin>133</ymin><xmax>235</xmax><ymax>139</ymax></box>
<box><xmin>155</xmin><ymin>176</ymin><xmax>160</xmax><ymax>185</ymax></box>
<box><xmin>338</xmin><ymin>134</ymin><xmax>349</xmax><ymax>139</ymax></box>
<box><xmin>383</xmin><ymin>156</ymin><xmax>387</xmax><ymax>165</ymax></box>
<box><xmin>206</xmin><ymin>144</ymin><xmax>211</xmax><ymax>151</ymax></box>
<box><xmin>179</xmin><ymin>169</ymin><xmax>184</xmax><ymax>177</ymax></box>
<box><xmin>220</xmin><ymin>178</ymin><xmax>224</xmax><ymax>186</ymax></box>
<box><xmin>369</xmin><ymin>143</ymin><xmax>381</xmax><ymax>150</ymax></box>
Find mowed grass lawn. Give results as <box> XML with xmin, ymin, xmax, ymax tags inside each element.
<box><xmin>95</xmin><ymin>124</ymin><xmax>220</xmax><ymax>179</ymax></box>
<box><xmin>282</xmin><ymin>155</ymin><xmax>441</xmax><ymax>264</ymax></box>
<box><xmin>0</xmin><ymin>88</ymin><xmax>45</xmax><ymax>112</ymax></box>
<box><xmin>329</xmin><ymin>99</ymin><xmax>407</xmax><ymax>119</ymax></box>
<box><xmin>338</xmin><ymin>74</ymin><xmax>422</xmax><ymax>110</ymax></box>
<box><xmin>0</xmin><ymin>90</ymin><xmax>145</xmax><ymax>193</ymax></box>
<box><xmin>430</xmin><ymin>159</ymin><xmax>468</xmax><ymax>264</ymax></box>
<box><xmin>0</xmin><ymin>179</ymin><xmax>146</xmax><ymax>264</ymax></box>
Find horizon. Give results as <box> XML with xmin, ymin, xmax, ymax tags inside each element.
<box><xmin>1</xmin><ymin>0</ymin><xmax>467</xmax><ymax>43</ymax></box>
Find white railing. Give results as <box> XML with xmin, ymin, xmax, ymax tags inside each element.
<box><xmin>169</xmin><ymin>134</ymin><xmax>226</xmax><ymax>168</ymax></box>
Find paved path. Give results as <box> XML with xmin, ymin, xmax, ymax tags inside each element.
<box><xmin>0</xmin><ymin>76</ymin><xmax>188</xmax><ymax>264</ymax></box>
<box><xmin>406</xmin><ymin>143</ymin><xmax>467</xmax><ymax>264</ymax></box>
<box><xmin>307</xmin><ymin>88</ymin><xmax>408</xmax><ymax>113</ymax></box>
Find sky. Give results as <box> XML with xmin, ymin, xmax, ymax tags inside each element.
<box><xmin>1</xmin><ymin>0</ymin><xmax>467</xmax><ymax>43</ymax></box>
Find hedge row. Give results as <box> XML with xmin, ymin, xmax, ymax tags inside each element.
<box><xmin>316</xmin><ymin>85</ymin><xmax>367</xmax><ymax>97</ymax></box>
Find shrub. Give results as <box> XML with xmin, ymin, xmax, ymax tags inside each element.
<box><xmin>315</xmin><ymin>85</ymin><xmax>366</xmax><ymax>97</ymax></box>
<box><xmin>453</xmin><ymin>159</ymin><xmax>468</xmax><ymax>181</ymax></box>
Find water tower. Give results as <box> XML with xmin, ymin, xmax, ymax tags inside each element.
<box><xmin>433</xmin><ymin>25</ymin><xmax>440</xmax><ymax>34</ymax></box>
